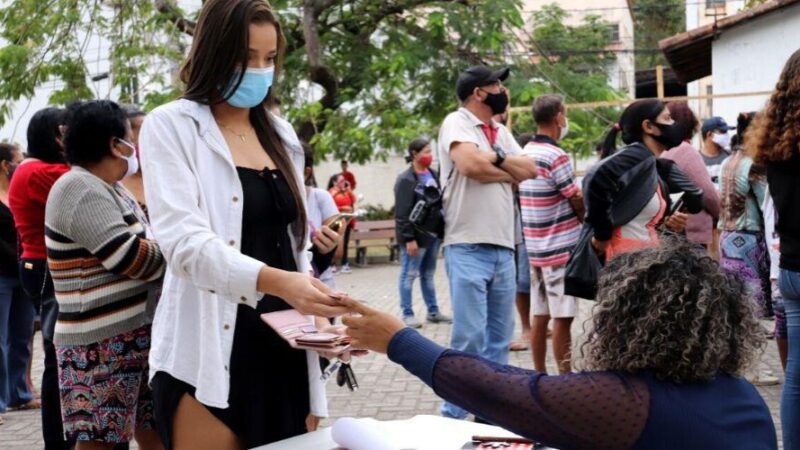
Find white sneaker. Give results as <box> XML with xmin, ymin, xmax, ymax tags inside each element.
<box><xmin>341</xmin><ymin>263</ymin><xmax>352</xmax><ymax>274</ymax></box>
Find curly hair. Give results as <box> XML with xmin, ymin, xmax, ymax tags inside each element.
<box><xmin>578</xmin><ymin>238</ymin><xmax>765</xmax><ymax>383</ymax></box>
<box><xmin>749</xmin><ymin>48</ymin><xmax>800</xmax><ymax>163</ymax></box>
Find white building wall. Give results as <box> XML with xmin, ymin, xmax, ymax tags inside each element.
<box><xmin>316</xmin><ymin>156</ymin><xmax>408</xmax><ymax>210</ymax></box>
<box><xmin>711</xmin><ymin>3</ymin><xmax>800</xmax><ymax>126</ymax></box>
<box><xmin>685</xmin><ymin>0</ymin><xmax>746</xmax><ymax>120</ymax></box>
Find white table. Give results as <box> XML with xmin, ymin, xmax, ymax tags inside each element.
<box><xmin>255</xmin><ymin>415</ymin><xmax>556</xmax><ymax>450</ymax></box>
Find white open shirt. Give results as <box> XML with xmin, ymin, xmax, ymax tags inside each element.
<box><xmin>139</xmin><ymin>99</ymin><xmax>327</xmax><ymax>416</ymax></box>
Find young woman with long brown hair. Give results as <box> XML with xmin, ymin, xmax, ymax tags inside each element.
<box><xmin>749</xmin><ymin>47</ymin><xmax>800</xmax><ymax>450</ymax></box>
<box><xmin>139</xmin><ymin>1</ymin><xmax>348</xmax><ymax>449</ymax></box>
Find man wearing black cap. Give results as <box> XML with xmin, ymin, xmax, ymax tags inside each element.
<box><xmin>436</xmin><ymin>65</ymin><xmax>538</xmax><ymax>420</ymax></box>
<box><xmin>701</xmin><ymin>116</ymin><xmax>734</xmax><ymax>185</ymax></box>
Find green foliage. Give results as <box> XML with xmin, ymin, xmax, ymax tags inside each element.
<box><xmin>0</xmin><ymin>1</ymin><xmax>632</xmax><ymax>161</ymax></box>
<box><xmin>0</xmin><ymin>0</ymin><xmax>189</xmax><ymax>120</ymax></box>
<box><xmin>359</xmin><ymin>203</ymin><xmax>394</xmax><ymax>221</ymax></box>
<box><xmin>631</xmin><ymin>0</ymin><xmax>685</xmax><ymax>70</ymax></box>
<box><xmin>508</xmin><ymin>4</ymin><xmax>622</xmax><ymax>159</ymax></box>
<box><xmin>0</xmin><ymin>0</ymin><xmax>523</xmax><ymax>163</ymax></box>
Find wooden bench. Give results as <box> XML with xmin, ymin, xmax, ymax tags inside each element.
<box><xmin>350</xmin><ymin>219</ymin><xmax>398</xmax><ymax>265</ymax></box>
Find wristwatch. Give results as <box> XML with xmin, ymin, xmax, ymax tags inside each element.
<box><xmin>492</xmin><ymin>145</ymin><xmax>507</xmax><ymax>168</ymax></box>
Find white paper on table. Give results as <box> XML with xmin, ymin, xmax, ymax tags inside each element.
<box><xmin>331</xmin><ymin>415</ymin><xmax>525</xmax><ymax>450</ymax></box>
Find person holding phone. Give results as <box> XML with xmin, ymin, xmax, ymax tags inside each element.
<box><xmin>302</xmin><ymin>142</ymin><xmax>341</xmax><ymax>288</ymax></box>
<box><xmin>588</xmin><ymin>99</ymin><xmax>703</xmax><ymax>261</ymax></box>
<box><xmin>329</xmin><ymin>173</ymin><xmax>357</xmax><ymax>274</ymax></box>
<box><xmin>661</xmin><ymin>102</ymin><xmax>721</xmax><ymax>250</ymax></box>
<box><xmin>138</xmin><ymin>1</ymin><xmax>348</xmax><ymax>449</ymax></box>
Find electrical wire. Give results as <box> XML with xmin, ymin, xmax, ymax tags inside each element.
<box><xmin>521</xmin><ymin>0</ymin><xmax>741</xmax><ymax>14</ymax></box>
<box><xmin>509</xmin><ymin>27</ymin><xmax>618</xmax><ymax>125</ymax></box>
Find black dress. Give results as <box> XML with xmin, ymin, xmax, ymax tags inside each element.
<box><xmin>152</xmin><ymin>167</ymin><xmax>310</xmax><ymax>449</ymax></box>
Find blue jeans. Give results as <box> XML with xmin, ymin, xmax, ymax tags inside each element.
<box><xmin>441</xmin><ymin>243</ymin><xmax>516</xmax><ymax>419</ymax></box>
<box><xmin>20</xmin><ymin>258</ymin><xmax>69</xmax><ymax>449</ymax></box>
<box><xmin>516</xmin><ymin>242</ymin><xmax>530</xmax><ymax>294</ymax></box>
<box><xmin>399</xmin><ymin>239</ymin><xmax>440</xmax><ymax>317</ymax></box>
<box><xmin>0</xmin><ymin>275</ymin><xmax>35</xmax><ymax>413</ymax></box>
<box><xmin>780</xmin><ymin>268</ymin><xmax>800</xmax><ymax>450</ymax></box>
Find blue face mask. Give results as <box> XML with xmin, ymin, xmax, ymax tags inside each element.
<box><xmin>224</xmin><ymin>67</ymin><xmax>274</xmax><ymax>109</ymax></box>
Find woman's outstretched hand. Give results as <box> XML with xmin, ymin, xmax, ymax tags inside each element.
<box><xmin>340</xmin><ymin>296</ymin><xmax>406</xmax><ymax>354</ymax></box>
<box><xmin>259</xmin><ymin>267</ymin><xmax>349</xmax><ymax>317</ymax></box>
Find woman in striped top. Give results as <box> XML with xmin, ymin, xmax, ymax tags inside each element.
<box><xmin>44</xmin><ymin>100</ymin><xmax>165</xmax><ymax>450</ymax></box>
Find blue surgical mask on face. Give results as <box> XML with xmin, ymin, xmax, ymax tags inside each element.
<box><xmin>224</xmin><ymin>67</ymin><xmax>274</xmax><ymax>109</ymax></box>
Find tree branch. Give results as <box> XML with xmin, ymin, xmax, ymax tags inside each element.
<box><xmin>326</xmin><ymin>0</ymin><xmax>472</xmax><ymax>33</ymax></box>
<box><xmin>296</xmin><ymin>0</ymin><xmax>477</xmax><ymax>141</ymax></box>
<box><xmin>156</xmin><ymin>0</ymin><xmax>196</xmax><ymax>36</ymax></box>
<box><xmin>297</xmin><ymin>0</ymin><xmax>341</xmax><ymax>142</ymax></box>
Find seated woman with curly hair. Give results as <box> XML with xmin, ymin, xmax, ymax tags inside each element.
<box><xmin>342</xmin><ymin>239</ymin><xmax>777</xmax><ymax>450</ymax></box>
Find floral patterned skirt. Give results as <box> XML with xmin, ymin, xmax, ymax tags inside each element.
<box><xmin>56</xmin><ymin>324</ymin><xmax>154</xmax><ymax>443</ymax></box>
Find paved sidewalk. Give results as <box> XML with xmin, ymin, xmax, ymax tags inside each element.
<box><xmin>0</xmin><ymin>260</ymin><xmax>786</xmax><ymax>448</ymax></box>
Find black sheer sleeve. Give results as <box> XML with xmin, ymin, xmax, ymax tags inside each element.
<box><xmin>432</xmin><ymin>353</ymin><xmax>650</xmax><ymax>450</ymax></box>
<box><xmin>387</xmin><ymin>329</ymin><xmax>650</xmax><ymax>450</ymax></box>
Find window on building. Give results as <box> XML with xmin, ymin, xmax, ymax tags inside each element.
<box><xmin>705</xmin><ymin>0</ymin><xmax>726</xmax><ymax>16</ymax></box>
<box><xmin>605</xmin><ymin>24</ymin><xmax>620</xmax><ymax>42</ymax></box>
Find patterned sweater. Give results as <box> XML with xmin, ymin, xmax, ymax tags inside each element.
<box><xmin>45</xmin><ymin>167</ymin><xmax>165</xmax><ymax>346</ymax></box>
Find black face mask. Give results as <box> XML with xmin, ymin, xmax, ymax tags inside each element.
<box><xmin>481</xmin><ymin>90</ymin><xmax>509</xmax><ymax>115</ymax></box>
<box><xmin>651</xmin><ymin>122</ymin><xmax>684</xmax><ymax>149</ymax></box>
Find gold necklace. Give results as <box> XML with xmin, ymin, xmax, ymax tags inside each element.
<box><xmin>217</xmin><ymin>121</ymin><xmax>253</xmax><ymax>143</ymax></box>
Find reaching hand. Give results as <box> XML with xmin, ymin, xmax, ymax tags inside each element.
<box><xmin>261</xmin><ymin>269</ymin><xmax>349</xmax><ymax>317</ymax></box>
<box><xmin>340</xmin><ymin>296</ymin><xmax>406</xmax><ymax>354</ymax></box>
<box><xmin>313</xmin><ymin>322</ymin><xmax>369</xmax><ymax>361</ymax></box>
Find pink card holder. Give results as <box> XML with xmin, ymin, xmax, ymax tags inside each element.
<box><xmin>261</xmin><ymin>309</ymin><xmax>351</xmax><ymax>355</ymax></box>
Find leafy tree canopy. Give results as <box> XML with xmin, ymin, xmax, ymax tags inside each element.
<box><xmin>0</xmin><ymin>0</ymin><xmax>523</xmax><ymax>162</ymax></box>
<box><xmin>508</xmin><ymin>4</ymin><xmax>622</xmax><ymax>158</ymax></box>
<box><xmin>631</xmin><ymin>0</ymin><xmax>685</xmax><ymax>71</ymax></box>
